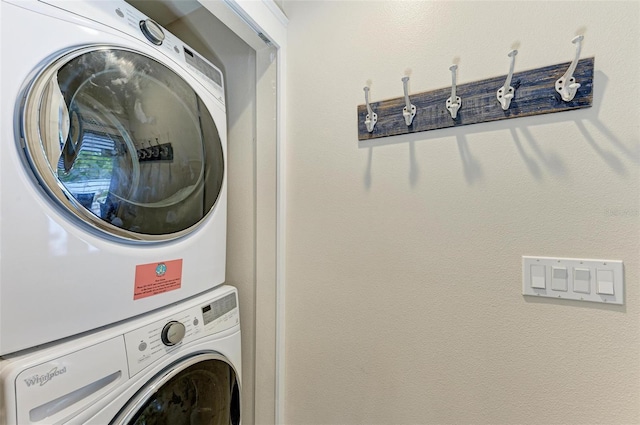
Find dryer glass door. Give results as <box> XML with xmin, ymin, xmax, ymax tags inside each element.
<box><xmin>21</xmin><ymin>47</ymin><xmax>224</xmax><ymax>242</ymax></box>
<box><xmin>114</xmin><ymin>355</ymin><xmax>240</xmax><ymax>425</ymax></box>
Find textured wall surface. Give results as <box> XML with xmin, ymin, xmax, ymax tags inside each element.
<box><xmin>283</xmin><ymin>1</ymin><xmax>639</xmax><ymax>424</ymax></box>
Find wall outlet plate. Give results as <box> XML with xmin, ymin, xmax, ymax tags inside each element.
<box><xmin>522</xmin><ymin>256</ymin><xmax>624</xmax><ymax>305</ymax></box>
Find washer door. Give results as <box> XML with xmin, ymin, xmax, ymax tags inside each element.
<box><xmin>112</xmin><ymin>354</ymin><xmax>240</xmax><ymax>425</ymax></box>
<box><xmin>21</xmin><ymin>46</ymin><xmax>224</xmax><ymax>242</ymax></box>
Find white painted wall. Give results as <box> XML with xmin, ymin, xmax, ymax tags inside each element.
<box><xmin>283</xmin><ymin>1</ymin><xmax>640</xmax><ymax>424</ymax></box>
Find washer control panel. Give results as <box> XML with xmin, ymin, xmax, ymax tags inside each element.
<box><xmin>124</xmin><ymin>292</ymin><xmax>238</xmax><ymax>376</ymax></box>
<box><xmin>161</xmin><ymin>321</ymin><xmax>186</xmax><ymax>346</ymax></box>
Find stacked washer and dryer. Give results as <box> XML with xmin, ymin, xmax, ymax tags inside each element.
<box><xmin>0</xmin><ymin>0</ymin><xmax>240</xmax><ymax>424</ymax></box>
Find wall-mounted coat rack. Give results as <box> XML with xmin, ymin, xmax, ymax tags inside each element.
<box><xmin>357</xmin><ymin>56</ymin><xmax>594</xmax><ymax>141</ymax></box>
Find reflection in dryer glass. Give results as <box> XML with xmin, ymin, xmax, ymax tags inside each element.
<box><xmin>36</xmin><ymin>49</ymin><xmax>224</xmax><ymax>236</ymax></box>
<box><xmin>128</xmin><ymin>359</ymin><xmax>240</xmax><ymax>425</ymax></box>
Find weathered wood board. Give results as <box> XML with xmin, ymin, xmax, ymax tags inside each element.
<box><xmin>357</xmin><ymin>57</ymin><xmax>594</xmax><ymax>141</ymax></box>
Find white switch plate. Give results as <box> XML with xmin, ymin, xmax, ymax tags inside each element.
<box><xmin>522</xmin><ymin>256</ymin><xmax>624</xmax><ymax>305</ymax></box>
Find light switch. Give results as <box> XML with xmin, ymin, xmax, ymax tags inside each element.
<box><xmin>530</xmin><ymin>264</ymin><xmax>546</xmax><ymax>289</ymax></box>
<box><xmin>523</xmin><ymin>256</ymin><xmax>623</xmax><ymax>305</ymax></box>
<box><xmin>573</xmin><ymin>268</ymin><xmax>591</xmax><ymax>294</ymax></box>
<box><xmin>596</xmin><ymin>269</ymin><xmax>615</xmax><ymax>295</ymax></box>
<box><xmin>551</xmin><ymin>267</ymin><xmax>568</xmax><ymax>291</ymax></box>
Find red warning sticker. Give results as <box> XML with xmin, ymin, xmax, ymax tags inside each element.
<box><xmin>134</xmin><ymin>259</ymin><xmax>183</xmax><ymax>300</ymax></box>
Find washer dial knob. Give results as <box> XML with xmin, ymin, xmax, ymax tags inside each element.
<box><xmin>161</xmin><ymin>321</ymin><xmax>186</xmax><ymax>346</ymax></box>
<box><xmin>140</xmin><ymin>19</ymin><xmax>165</xmax><ymax>45</ymax></box>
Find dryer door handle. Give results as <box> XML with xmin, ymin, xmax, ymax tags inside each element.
<box><xmin>40</xmin><ymin>77</ymin><xmax>70</xmax><ymax>169</ymax></box>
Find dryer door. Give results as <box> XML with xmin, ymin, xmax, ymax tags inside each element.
<box><xmin>21</xmin><ymin>46</ymin><xmax>224</xmax><ymax>242</ymax></box>
<box><xmin>112</xmin><ymin>354</ymin><xmax>240</xmax><ymax>425</ymax></box>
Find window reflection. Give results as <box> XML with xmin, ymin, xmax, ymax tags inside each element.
<box><xmin>47</xmin><ymin>218</ymin><xmax>68</xmax><ymax>257</ymax></box>
<box><xmin>58</xmin><ymin>132</ymin><xmax>115</xmax><ymax>217</ymax></box>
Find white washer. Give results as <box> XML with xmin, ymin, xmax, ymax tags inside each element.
<box><xmin>0</xmin><ymin>0</ymin><xmax>227</xmax><ymax>355</ymax></box>
<box><xmin>0</xmin><ymin>285</ymin><xmax>241</xmax><ymax>425</ymax></box>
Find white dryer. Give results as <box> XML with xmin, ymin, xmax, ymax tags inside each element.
<box><xmin>0</xmin><ymin>0</ymin><xmax>227</xmax><ymax>355</ymax></box>
<box><xmin>0</xmin><ymin>285</ymin><xmax>241</xmax><ymax>425</ymax></box>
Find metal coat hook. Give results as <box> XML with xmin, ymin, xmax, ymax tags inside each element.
<box><xmin>446</xmin><ymin>65</ymin><xmax>461</xmax><ymax>119</ymax></box>
<box><xmin>401</xmin><ymin>76</ymin><xmax>416</xmax><ymax>126</ymax></box>
<box><xmin>555</xmin><ymin>35</ymin><xmax>584</xmax><ymax>102</ymax></box>
<box><xmin>497</xmin><ymin>50</ymin><xmax>518</xmax><ymax>110</ymax></box>
<box><xmin>363</xmin><ymin>87</ymin><xmax>377</xmax><ymax>133</ymax></box>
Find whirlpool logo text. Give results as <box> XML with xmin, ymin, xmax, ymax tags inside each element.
<box><xmin>23</xmin><ymin>366</ymin><xmax>67</xmax><ymax>387</ymax></box>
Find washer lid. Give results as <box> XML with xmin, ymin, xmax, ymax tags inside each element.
<box><xmin>21</xmin><ymin>46</ymin><xmax>225</xmax><ymax>242</ymax></box>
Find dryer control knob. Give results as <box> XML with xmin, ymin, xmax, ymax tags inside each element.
<box><xmin>140</xmin><ymin>19</ymin><xmax>165</xmax><ymax>45</ymax></box>
<box><xmin>161</xmin><ymin>321</ymin><xmax>186</xmax><ymax>346</ymax></box>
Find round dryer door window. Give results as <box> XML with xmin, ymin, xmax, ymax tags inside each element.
<box><xmin>21</xmin><ymin>46</ymin><xmax>224</xmax><ymax>241</ymax></box>
<box><xmin>112</xmin><ymin>354</ymin><xmax>241</xmax><ymax>425</ymax></box>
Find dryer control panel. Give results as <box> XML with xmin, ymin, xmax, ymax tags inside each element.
<box><xmin>123</xmin><ymin>292</ymin><xmax>239</xmax><ymax>377</ymax></box>
<box><xmin>36</xmin><ymin>0</ymin><xmax>224</xmax><ymax>101</ymax></box>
